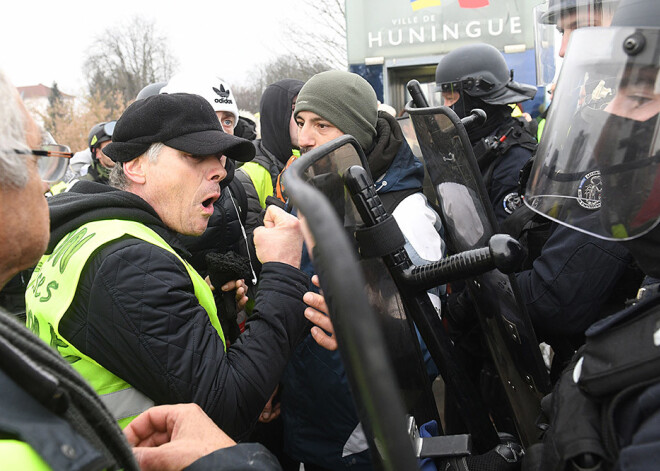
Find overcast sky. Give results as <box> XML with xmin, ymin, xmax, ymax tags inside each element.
<box><xmin>1</xmin><ymin>0</ymin><xmax>303</xmax><ymax>94</ymax></box>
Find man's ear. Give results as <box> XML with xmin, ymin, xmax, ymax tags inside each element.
<box><xmin>123</xmin><ymin>156</ymin><xmax>148</xmax><ymax>185</ymax></box>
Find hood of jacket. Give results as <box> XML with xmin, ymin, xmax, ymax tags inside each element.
<box><xmin>259</xmin><ymin>79</ymin><xmax>304</xmax><ymax>166</ymax></box>
<box><xmin>250</xmin><ymin>139</ymin><xmax>286</xmax><ymax>180</ymax></box>
<box><xmin>366</xmin><ymin>111</ymin><xmax>425</xmax><ymax>194</ymax></box>
<box><xmin>47</xmin><ymin>180</ymin><xmax>185</xmax><ymax>254</ymax></box>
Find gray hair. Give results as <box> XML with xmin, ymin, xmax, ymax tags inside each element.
<box><xmin>109</xmin><ymin>142</ymin><xmax>165</xmax><ymax>190</ymax></box>
<box><xmin>0</xmin><ymin>69</ymin><xmax>30</xmax><ymax>189</ymax></box>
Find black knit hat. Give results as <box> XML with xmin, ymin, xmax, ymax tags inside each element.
<box><xmin>104</xmin><ymin>93</ymin><xmax>255</xmax><ymax>163</ymax></box>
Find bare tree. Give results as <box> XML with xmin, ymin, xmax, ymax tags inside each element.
<box><xmin>41</xmin><ymin>91</ymin><xmax>127</xmax><ymax>153</ymax></box>
<box><xmin>232</xmin><ymin>55</ymin><xmax>332</xmax><ymax>113</ymax></box>
<box><xmin>84</xmin><ymin>16</ymin><xmax>178</xmax><ymax>109</ymax></box>
<box><xmin>282</xmin><ymin>0</ymin><xmax>347</xmax><ymax>70</ymax></box>
<box><xmin>45</xmin><ymin>82</ymin><xmax>66</xmax><ymax>136</ymax></box>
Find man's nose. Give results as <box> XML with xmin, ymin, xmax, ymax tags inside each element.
<box><xmin>297</xmin><ymin>124</ymin><xmax>315</xmax><ymax>149</ymax></box>
<box><xmin>209</xmin><ymin>157</ymin><xmax>227</xmax><ymax>183</ymax></box>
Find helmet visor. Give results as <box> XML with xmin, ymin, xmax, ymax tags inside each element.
<box><xmin>103</xmin><ymin>121</ymin><xmax>116</xmax><ymax>136</ymax></box>
<box><xmin>525</xmin><ymin>27</ymin><xmax>660</xmax><ymax>241</ymax></box>
<box><xmin>540</xmin><ymin>0</ymin><xmax>620</xmax><ymax>27</ymax></box>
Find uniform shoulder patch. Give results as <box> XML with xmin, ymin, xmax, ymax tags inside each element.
<box><xmin>503</xmin><ymin>192</ymin><xmax>523</xmax><ymax>215</ymax></box>
<box><xmin>577</xmin><ymin>170</ymin><xmax>602</xmax><ymax>210</ymax></box>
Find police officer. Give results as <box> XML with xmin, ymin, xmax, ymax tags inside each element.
<box><xmin>504</xmin><ymin>0</ymin><xmax>640</xmax><ymax>373</ymax></box>
<box><xmin>521</xmin><ymin>0</ymin><xmax>660</xmax><ymax>468</ymax></box>
<box><xmin>435</xmin><ymin>44</ymin><xmax>541</xmax><ymax>436</ymax></box>
<box><xmin>434</xmin><ymin>43</ymin><xmax>538</xmax><ymax>223</ymax></box>
<box><xmin>73</xmin><ymin>121</ymin><xmax>117</xmax><ymax>185</ymax></box>
<box><xmin>540</xmin><ymin>0</ymin><xmax>619</xmax><ymax>59</ymax></box>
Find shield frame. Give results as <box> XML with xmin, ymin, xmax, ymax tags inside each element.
<box><xmin>404</xmin><ymin>102</ymin><xmax>552</xmax><ymax>447</ymax></box>
<box><xmin>283</xmin><ymin>136</ymin><xmax>429</xmax><ymax>469</ymax></box>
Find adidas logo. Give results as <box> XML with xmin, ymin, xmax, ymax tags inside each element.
<box><xmin>213</xmin><ymin>84</ymin><xmax>231</xmax><ymax>98</ymax></box>
<box><xmin>213</xmin><ymin>84</ymin><xmax>233</xmax><ymax>104</ymax></box>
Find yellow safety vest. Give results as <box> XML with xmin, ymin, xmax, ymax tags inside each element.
<box><xmin>25</xmin><ymin>219</ymin><xmax>225</xmax><ymax>428</ymax></box>
<box><xmin>0</xmin><ymin>441</ymin><xmax>51</xmax><ymax>470</ymax></box>
<box><xmin>239</xmin><ymin>162</ymin><xmax>274</xmax><ymax>209</ymax></box>
<box><xmin>239</xmin><ymin>149</ymin><xmax>299</xmax><ymax>208</ymax></box>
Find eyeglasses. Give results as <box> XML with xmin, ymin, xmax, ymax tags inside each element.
<box><xmin>15</xmin><ymin>144</ymin><xmax>73</xmax><ymax>183</ymax></box>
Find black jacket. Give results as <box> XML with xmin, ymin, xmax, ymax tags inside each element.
<box><xmin>475</xmin><ymin>116</ymin><xmax>536</xmax><ymax>224</ymax></box>
<box><xmin>524</xmin><ymin>288</ymin><xmax>660</xmax><ymax>471</ymax></box>
<box><xmin>0</xmin><ymin>308</ymin><xmax>281</xmax><ymax>470</ymax></box>
<box><xmin>516</xmin><ymin>221</ymin><xmax>638</xmax><ymax>339</ymax></box>
<box><xmin>236</xmin><ymin>79</ymin><xmax>304</xmax><ymax>235</ymax></box>
<box><xmin>49</xmin><ymin>181</ymin><xmax>311</xmax><ymax>441</ymax></box>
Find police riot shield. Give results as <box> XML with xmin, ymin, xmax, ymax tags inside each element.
<box><xmin>282</xmin><ymin>138</ymin><xmax>419</xmax><ymax>470</ymax></box>
<box><xmin>404</xmin><ymin>101</ymin><xmax>551</xmax><ymax>447</ymax></box>
<box><xmin>284</xmin><ymin>137</ymin><xmax>441</xmax><ymax>431</ymax></box>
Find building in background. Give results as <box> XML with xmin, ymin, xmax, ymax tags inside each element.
<box><xmin>17</xmin><ymin>84</ymin><xmax>75</xmax><ymax>126</ymax></box>
<box><xmin>346</xmin><ymin>0</ymin><xmax>552</xmax><ymax>115</ymax></box>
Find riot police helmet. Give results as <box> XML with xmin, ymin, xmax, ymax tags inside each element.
<box><xmin>135</xmin><ymin>82</ymin><xmax>166</xmax><ymax>101</ymax></box>
<box><xmin>88</xmin><ymin>121</ymin><xmax>116</xmax><ymax>155</ymax></box>
<box><xmin>540</xmin><ymin>0</ymin><xmax>619</xmax><ymax>26</ymax></box>
<box><xmin>435</xmin><ymin>43</ymin><xmax>537</xmax><ymax>106</ymax></box>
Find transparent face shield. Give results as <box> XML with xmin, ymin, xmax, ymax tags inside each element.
<box><xmin>525</xmin><ymin>27</ymin><xmax>660</xmax><ymax>241</ymax></box>
<box><xmin>295</xmin><ymin>139</ymin><xmax>367</xmax><ymax>253</ymax></box>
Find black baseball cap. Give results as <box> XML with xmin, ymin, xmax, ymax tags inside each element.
<box><xmin>103</xmin><ymin>93</ymin><xmax>255</xmax><ymax>163</ymax></box>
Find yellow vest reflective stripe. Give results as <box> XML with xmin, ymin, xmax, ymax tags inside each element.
<box><xmin>99</xmin><ymin>388</ymin><xmax>158</xmax><ymax>426</ymax></box>
<box><xmin>25</xmin><ymin>219</ymin><xmax>225</xmax><ymax>427</ymax></box>
<box><xmin>0</xmin><ymin>441</ymin><xmax>51</xmax><ymax>471</ymax></box>
<box><xmin>239</xmin><ymin>162</ymin><xmax>274</xmax><ymax>209</ymax></box>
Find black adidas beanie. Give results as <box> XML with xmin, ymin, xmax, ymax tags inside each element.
<box><xmin>294</xmin><ymin>70</ymin><xmax>378</xmax><ymax>150</ymax></box>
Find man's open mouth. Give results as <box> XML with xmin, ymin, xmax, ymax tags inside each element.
<box><xmin>202</xmin><ymin>197</ymin><xmax>215</xmax><ymax>209</ymax></box>
<box><xmin>200</xmin><ymin>192</ymin><xmax>220</xmax><ymax>213</ymax></box>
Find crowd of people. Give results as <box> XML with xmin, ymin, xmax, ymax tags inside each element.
<box><xmin>1</xmin><ymin>0</ymin><xmax>659</xmax><ymax>469</ymax></box>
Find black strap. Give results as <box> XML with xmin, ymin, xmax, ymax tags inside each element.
<box><xmin>377</xmin><ymin>188</ymin><xmax>420</xmax><ymax>215</ymax></box>
<box><xmin>354</xmin><ymin>216</ymin><xmax>406</xmax><ymax>259</ymax></box>
<box><xmin>0</xmin><ymin>369</ymin><xmax>110</xmax><ymax>471</ymax></box>
<box><xmin>475</xmin><ymin>120</ymin><xmax>538</xmax><ymax>193</ymax></box>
